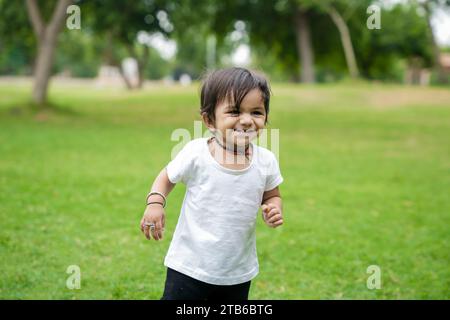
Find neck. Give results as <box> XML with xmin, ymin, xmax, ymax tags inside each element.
<box><xmin>212</xmin><ymin>136</ymin><xmax>251</xmax><ymax>157</ymax></box>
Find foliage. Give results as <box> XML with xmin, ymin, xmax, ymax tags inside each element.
<box><xmin>0</xmin><ymin>0</ymin><xmax>445</xmax><ymax>83</ymax></box>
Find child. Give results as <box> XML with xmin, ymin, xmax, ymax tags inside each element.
<box><xmin>140</xmin><ymin>67</ymin><xmax>284</xmax><ymax>300</ymax></box>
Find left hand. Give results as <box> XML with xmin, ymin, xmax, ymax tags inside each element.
<box><xmin>261</xmin><ymin>203</ymin><xmax>283</xmax><ymax>228</ymax></box>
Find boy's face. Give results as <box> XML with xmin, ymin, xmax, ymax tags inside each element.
<box><xmin>204</xmin><ymin>88</ymin><xmax>267</xmax><ymax>148</ymax></box>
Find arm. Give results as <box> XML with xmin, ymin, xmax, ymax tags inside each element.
<box><xmin>261</xmin><ymin>186</ymin><xmax>284</xmax><ymax>228</ymax></box>
<box><xmin>147</xmin><ymin>167</ymin><xmax>176</xmax><ymax>203</ymax></box>
<box><xmin>140</xmin><ymin>168</ymin><xmax>176</xmax><ymax>241</ymax></box>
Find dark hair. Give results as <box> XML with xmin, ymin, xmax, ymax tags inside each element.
<box><xmin>200</xmin><ymin>67</ymin><xmax>271</xmax><ymax>125</ymax></box>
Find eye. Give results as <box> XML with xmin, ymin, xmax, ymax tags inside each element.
<box><xmin>252</xmin><ymin>110</ymin><xmax>265</xmax><ymax>116</ymax></box>
<box><xmin>227</xmin><ymin>109</ymin><xmax>239</xmax><ymax>116</ymax></box>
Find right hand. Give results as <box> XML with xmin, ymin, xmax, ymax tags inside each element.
<box><xmin>140</xmin><ymin>204</ymin><xmax>166</xmax><ymax>241</ymax></box>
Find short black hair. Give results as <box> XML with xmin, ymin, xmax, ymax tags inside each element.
<box><xmin>200</xmin><ymin>67</ymin><xmax>271</xmax><ymax>125</ymax></box>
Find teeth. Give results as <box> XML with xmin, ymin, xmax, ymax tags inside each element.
<box><xmin>233</xmin><ymin>129</ymin><xmax>254</xmax><ymax>132</ymax></box>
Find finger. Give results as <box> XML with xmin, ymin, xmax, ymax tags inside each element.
<box><xmin>267</xmin><ymin>213</ymin><xmax>283</xmax><ymax>224</ymax></box>
<box><xmin>268</xmin><ymin>203</ymin><xmax>277</xmax><ymax>210</ymax></box>
<box><xmin>261</xmin><ymin>204</ymin><xmax>268</xmax><ymax>213</ymax></box>
<box><xmin>262</xmin><ymin>203</ymin><xmax>278</xmax><ymax>214</ymax></box>
<box><xmin>272</xmin><ymin>219</ymin><xmax>284</xmax><ymax>228</ymax></box>
<box><xmin>152</xmin><ymin>221</ymin><xmax>161</xmax><ymax>241</ymax></box>
<box><xmin>143</xmin><ymin>224</ymin><xmax>151</xmax><ymax>240</ymax></box>
<box><xmin>140</xmin><ymin>218</ymin><xmax>147</xmax><ymax>233</ymax></box>
<box><xmin>150</xmin><ymin>223</ymin><xmax>158</xmax><ymax>241</ymax></box>
<box><xmin>265</xmin><ymin>208</ymin><xmax>279</xmax><ymax>220</ymax></box>
<box><xmin>162</xmin><ymin>214</ymin><xmax>165</xmax><ymax>229</ymax></box>
<box><xmin>155</xmin><ymin>220</ymin><xmax>163</xmax><ymax>240</ymax></box>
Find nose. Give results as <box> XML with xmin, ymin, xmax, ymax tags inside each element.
<box><xmin>239</xmin><ymin>113</ymin><xmax>253</xmax><ymax>128</ymax></box>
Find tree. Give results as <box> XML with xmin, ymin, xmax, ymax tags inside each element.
<box><xmin>321</xmin><ymin>0</ymin><xmax>362</xmax><ymax>78</ymax></box>
<box><xmin>83</xmin><ymin>0</ymin><xmax>173</xmax><ymax>89</ymax></box>
<box><xmin>210</xmin><ymin>0</ymin><xmax>353</xmax><ymax>83</ymax></box>
<box><xmin>164</xmin><ymin>0</ymin><xmax>218</xmax><ymax>76</ymax></box>
<box><xmin>294</xmin><ymin>0</ymin><xmax>366</xmax><ymax>80</ymax></box>
<box><xmin>209</xmin><ymin>0</ymin><xmax>318</xmax><ymax>82</ymax></box>
<box><xmin>294</xmin><ymin>6</ymin><xmax>316</xmax><ymax>82</ymax></box>
<box><xmin>420</xmin><ymin>0</ymin><xmax>450</xmax><ymax>84</ymax></box>
<box><xmin>0</xmin><ymin>0</ymin><xmax>35</xmax><ymax>76</ymax></box>
<box><xmin>355</xmin><ymin>3</ymin><xmax>432</xmax><ymax>81</ymax></box>
<box><xmin>270</xmin><ymin>0</ymin><xmax>360</xmax><ymax>82</ymax></box>
<box><xmin>273</xmin><ymin>0</ymin><xmax>318</xmax><ymax>82</ymax></box>
<box><xmin>25</xmin><ymin>0</ymin><xmax>74</xmax><ymax>105</ymax></box>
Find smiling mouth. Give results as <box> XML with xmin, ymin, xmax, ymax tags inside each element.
<box><xmin>233</xmin><ymin>129</ymin><xmax>256</xmax><ymax>133</ymax></box>
<box><xmin>232</xmin><ymin>129</ymin><xmax>257</xmax><ymax>137</ymax></box>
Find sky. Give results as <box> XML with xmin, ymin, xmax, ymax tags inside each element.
<box><xmin>432</xmin><ymin>7</ymin><xmax>450</xmax><ymax>46</ymax></box>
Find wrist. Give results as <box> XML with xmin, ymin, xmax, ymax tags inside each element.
<box><xmin>262</xmin><ymin>195</ymin><xmax>281</xmax><ymax>204</ymax></box>
<box><xmin>147</xmin><ymin>194</ymin><xmax>164</xmax><ymax>203</ymax></box>
<box><xmin>147</xmin><ymin>201</ymin><xmax>164</xmax><ymax>208</ymax></box>
<box><xmin>146</xmin><ymin>191</ymin><xmax>167</xmax><ymax>208</ymax></box>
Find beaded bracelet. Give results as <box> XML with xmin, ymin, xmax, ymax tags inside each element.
<box><xmin>146</xmin><ymin>191</ymin><xmax>167</xmax><ymax>208</ymax></box>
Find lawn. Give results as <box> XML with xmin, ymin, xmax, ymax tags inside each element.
<box><xmin>0</xmin><ymin>79</ymin><xmax>449</xmax><ymax>299</ymax></box>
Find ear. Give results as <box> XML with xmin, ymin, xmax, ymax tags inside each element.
<box><xmin>201</xmin><ymin>112</ymin><xmax>216</xmax><ymax>132</ymax></box>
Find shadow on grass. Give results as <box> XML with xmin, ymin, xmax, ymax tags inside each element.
<box><xmin>2</xmin><ymin>100</ymin><xmax>81</xmax><ymax>121</ymax></box>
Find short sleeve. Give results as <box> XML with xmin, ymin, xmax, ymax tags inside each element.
<box><xmin>264</xmin><ymin>152</ymin><xmax>284</xmax><ymax>191</ymax></box>
<box><xmin>166</xmin><ymin>141</ymin><xmax>196</xmax><ymax>185</ymax></box>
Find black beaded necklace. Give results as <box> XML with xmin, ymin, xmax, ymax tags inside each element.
<box><xmin>210</xmin><ymin>136</ymin><xmax>251</xmax><ymax>160</ymax></box>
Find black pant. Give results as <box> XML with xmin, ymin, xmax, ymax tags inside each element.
<box><xmin>161</xmin><ymin>268</ymin><xmax>251</xmax><ymax>300</ymax></box>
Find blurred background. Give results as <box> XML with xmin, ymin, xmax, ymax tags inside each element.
<box><xmin>1</xmin><ymin>0</ymin><xmax>450</xmax><ymax>94</ymax></box>
<box><xmin>0</xmin><ymin>0</ymin><xmax>449</xmax><ymax>299</ymax></box>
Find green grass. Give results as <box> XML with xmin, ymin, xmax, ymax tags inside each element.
<box><xmin>0</xmin><ymin>80</ymin><xmax>449</xmax><ymax>299</ymax></box>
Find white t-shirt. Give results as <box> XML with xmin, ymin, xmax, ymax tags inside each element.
<box><xmin>164</xmin><ymin>137</ymin><xmax>283</xmax><ymax>285</ymax></box>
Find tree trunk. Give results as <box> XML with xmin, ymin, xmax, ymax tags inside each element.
<box><xmin>101</xmin><ymin>33</ymin><xmax>133</xmax><ymax>89</ymax></box>
<box><xmin>26</xmin><ymin>0</ymin><xmax>73</xmax><ymax>106</ymax></box>
<box><xmin>33</xmin><ymin>36</ymin><xmax>57</xmax><ymax>104</ymax></box>
<box><xmin>328</xmin><ymin>6</ymin><xmax>359</xmax><ymax>79</ymax></box>
<box><xmin>127</xmin><ymin>44</ymin><xmax>150</xmax><ymax>89</ymax></box>
<box><xmin>137</xmin><ymin>45</ymin><xmax>149</xmax><ymax>89</ymax></box>
<box><xmin>118</xmin><ymin>66</ymin><xmax>133</xmax><ymax>90</ymax></box>
<box><xmin>294</xmin><ymin>8</ymin><xmax>315</xmax><ymax>83</ymax></box>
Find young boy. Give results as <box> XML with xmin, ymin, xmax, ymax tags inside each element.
<box><xmin>140</xmin><ymin>67</ymin><xmax>284</xmax><ymax>300</ymax></box>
